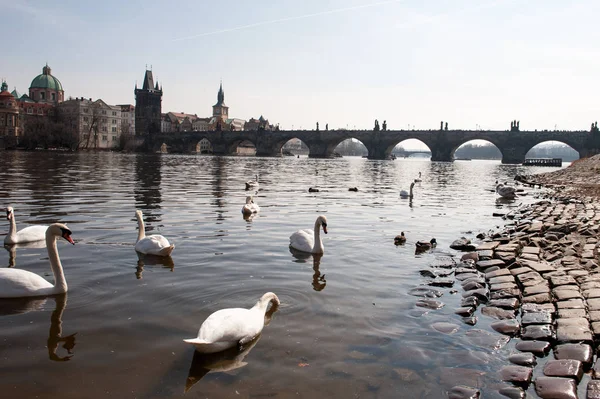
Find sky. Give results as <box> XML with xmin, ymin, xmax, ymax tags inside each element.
<box><xmin>3</xmin><ymin>0</ymin><xmax>600</xmax><ymax>135</ymax></box>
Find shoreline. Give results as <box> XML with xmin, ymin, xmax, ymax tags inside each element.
<box><xmin>448</xmin><ymin>155</ymin><xmax>600</xmax><ymax>397</ymax></box>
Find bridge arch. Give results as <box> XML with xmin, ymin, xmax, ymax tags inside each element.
<box><xmin>453</xmin><ymin>140</ymin><xmax>502</xmax><ymax>161</ymax></box>
<box><xmin>333</xmin><ymin>138</ymin><xmax>368</xmax><ymax>157</ymax></box>
<box><xmin>524</xmin><ymin>140</ymin><xmax>580</xmax><ymax>162</ymax></box>
<box><xmin>280</xmin><ymin>138</ymin><xmax>309</xmax><ymax>156</ymax></box>
<box><xmin>392</xmin><ymin>139</ymin><xmax>432</xmax><ymax>159</ymax></box>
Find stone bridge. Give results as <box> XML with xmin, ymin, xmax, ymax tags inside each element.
<box><xmin>145</xmin><ymin>128</ymin><xmax>600</xmax><ymax>164</ymax></box>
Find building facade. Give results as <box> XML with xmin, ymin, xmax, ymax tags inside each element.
<box><xmin>118</xmin><ymin>104</ymin><xmax>135</xmax><ymax>136</ymax></box>
<box><xmin>0</xmin><ymin>81</ymin><xmax>20</xmax><ymax>138</ymax></box>
<box><xmin>28</xmin><ymin>64</ymin><xmax>64</xmax><ymax>105</ymax></box>
<box><xmin>135</xmin><ymin>70</ymin><xmax>162</xmax><ymax>136</ymax></box>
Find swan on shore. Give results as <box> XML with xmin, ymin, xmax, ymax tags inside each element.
<box><xmin>134</xmin><ymin>210</ymin><xmax>175</xmax><ymax>257</ymax></box>
<box><xmin>289</xmin><ymin>215</ymin><xmax>328</xmax><ymax>254</ymax></box>
<box><xmin>245</xmin><ymin>175</ymin><xmax>259</xmax><ymax>190</ymax></box>
<box><xmin>241</xmin><ymin>196</ymin><xmax>260</xmax><ymax>215</ymax></box>
<box><xmin>400</xmin><ymin>182</ymin><xmax>415</xmax><ymax>199</ymax></box>
<box><xmin>0</xmin><ymin>223</ymin><xmax>75</xmax><ymax>298</ymax></box>
<box><xmin>496</xmin><ymin>183</ymin><xmax>516</xmax><ymax>199</ymax></box>
<box><xmin>183</xmin><ymin>292</ymin><xmax>280</xmax><ymax>353</ymax></box>
<box><xmin>4</xmin><ymin>207</ymin><xmax>49</xmax><ymax>245</ymax></box>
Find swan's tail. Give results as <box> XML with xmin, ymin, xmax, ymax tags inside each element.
<box><xmin>158</xmin><ymin>245</ymin><xmax>175</xmax><ymax>257</ymax></box>
<box><xmin>183</xmin><ymin>338</ymin><xmax>212</xmax><ymax>351</ymax></box>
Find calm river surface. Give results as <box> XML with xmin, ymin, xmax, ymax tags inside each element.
<box><xmin>0</xmin><ymin>151</ymin><xmax>565</xmax><ymax>399</ymax></box>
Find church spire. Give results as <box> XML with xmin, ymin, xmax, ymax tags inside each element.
<box><xmin>216</xmin><ymin>81</ymin><xmax>225</xmax><ymax>106</ymax></box>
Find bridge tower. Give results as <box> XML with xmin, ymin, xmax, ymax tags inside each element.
<box><xmin>212</xmin><ymin>82</ymin><xmax>229</xmax><ymax>121</ymax></box>
<box><xmin>135</xmin><ymin>69</ymin><xmax>162</xmax><ymax>136</ymax></box>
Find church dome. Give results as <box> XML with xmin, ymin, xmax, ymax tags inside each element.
<box><xmin>30</xmin><ymin>65</ymin><xmax>63</xmax><ymax>91</ymax></box>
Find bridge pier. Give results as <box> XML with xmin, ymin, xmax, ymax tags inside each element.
<box><xmin>430</xmin><ymin>147</ymin><xmax>453</xmax><ymax>162</ymax></box>
<box><xmin>500</xmin><ymin>146</ymin><xmax>528</xmax><ymax>164</ymax></box>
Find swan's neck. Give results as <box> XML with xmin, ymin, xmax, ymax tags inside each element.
<box><xmin>312</xmin><ymin>219</ymin><xmax>324</xmax><ymax>253</ymax></box>
<box><xmin>253</xmin><ymin>293</ymin><xmax>279</xmax><ymax>314</ymax></box>
<box><xmin>7</xmin><ymin>213</ymin><xmax>17</xmax><ymax>241</ymax></box>
<box><xmin>136</xmin><ymin>215</ymin><xmax>145</xmax><ymax>242</ymax></box>
<box><xmin>46</xmin><ymin>233</ymin><xmax>67</xmax><ymax>294</ymax></box>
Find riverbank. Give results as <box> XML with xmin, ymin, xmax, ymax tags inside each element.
<box><xmin>447</xmin><ymin>156</ymin><xmax>600</xmax><ymax>397</ymax></box>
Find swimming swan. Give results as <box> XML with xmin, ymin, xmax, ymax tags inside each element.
<box><xmin>0</xmin><ymin>223</ymin><xmax>74</xmax><ymax>298</ymax></box>
<box><xmin>245</xmin><ymin>175</ymin><xmax>259</xmax><ymax>190</ymax></box>
<box><xmin>134</xmin><ymin>210</ymin><xmax>175</xmax><ymax>257</ymax></box>
<box><xmin>496</xmin><ymin>184</ymin><xmax>516</xmax><ymax>199</ymax></box>
<box><xmin>241</xmin><ymin>196</ymin><xmax>260</xmax><ymax>215</ymax></box>
<box><xmin>183</xmin><ymin>292</ymin><xmax>280</xmax><ymax>353</ymax></box>
<box><xmin>400</xmin><ymin>182</ymin><xmax>415</xmax><ymax>199</ymax></box>
<box><xmin>4</xmin><ymin>206</ymin><xmax>49</xmax><ymax>245</ymax></box>
<box><xmin>289</xmin><ymin>215</ymin><xmax>328</xmax><ymax>254</ymax></box>
<box><xmin>414</xmin><ymin>172</ymin><xmax>422</xmax><ymax>182</ymax></box>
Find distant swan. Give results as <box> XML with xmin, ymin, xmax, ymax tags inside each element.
<box><xmin>184</xmin><ymin>292</ymin><xmax>280</xmax><ymax>353</ymax></box>
<box><xmin>414</xmin><ymin>172</ymin><xmax>422</xmax><ymax>182</ymax></box>
<box><xmin>289</xmin><ymin>215</ymin><xmax>328</xmax><ymax>254</ymax></box>
<box><xmin>241</xmin><ymin>196</ymin><xmax>260</xmax><ymax>215</ymax></box>
<box><xmin>0</xmin><ymin>223</ymin><xmax>74</xmax><ymax>298</ymax></box>
<box><xmin>394</xmin><ymin>232</ymin><xmax>406</xmax><ymax>245</ymax></box>
<box><xmin>400</xmin><ymin>182</ymin><xmax>415</xmax><ymax>199</ymax></box>
<box><xmin>4</xmin><ymin>206</ymin><xmax>48</xmax><ymax>245</ymax></box>
<box><xmin>245</xmin><ymin>175</ymin><xmax>259</xmax><ymax>190</ymax></box>
<box><xmin>134</xmin><ymin>210</ymin><xmax>175</xmax><ymax>256</ymax></box>
<box><xmin>496</xmin><ymin>184</ymin><xmax>516</xmax><ymax>199</ymax></box>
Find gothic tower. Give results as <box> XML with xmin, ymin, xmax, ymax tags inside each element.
<box><xmin>135</xmin><ymin>69</ymin><xmax>162</xmax><ymax>136</ymax></box>
<box><xmin>212</xmin><ymin>82</ymin><xmax>228</xmax><ymax>121</ymax></box>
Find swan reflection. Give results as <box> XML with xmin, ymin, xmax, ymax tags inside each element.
<box><xmin>289</xmin><ymin>248</ymin><xmax>327</xmax><ymax>291</ymax></box>
<box><xmin>184</xmin><ymin>302</ymin><xmax>279</xmax><ymax>393</ymax></box>
<box><xmin>135</xmin><ymin>253</ymin><xmax>175</xmax><ymax>279</ymax></box>
<box><xmin>0</xmin><ymin>293</ymin><xmax>77</xmax><ymax>361</ymax></box>
<box><xmin>4</xmin><ymin>240</ymin><xmax>47</xmax><ymax>268</ymax></box>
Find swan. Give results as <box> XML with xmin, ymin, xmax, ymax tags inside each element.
<box><xmin>0</xmin><ymin>223</ymin><xmax>74</xmax><ymax>298</ymax></box>
<box><xmin>496</xmin><ymin>184</ymin><xmax>516</xmax><ymax>199</ymax></box>
<box><xmin>394</xmin><ymin>232</ymin><xmax>406</xmax><ymax>245</ymax></box>
<box><xmin>184</xmin><ymin>292</ymin><xmax>280</xmax><ymax>353</ymax></box>
<box><xmin>289</xmin><ymin>215</ymin><xmax>328</xmax><ymax>254</ymax></box>
<box><xmin>415</xmin><ymin>238</ymin><xmax>437</xmax><ymax>253</ymax></box>
<box><xmin>414</xmin><ymin>172</ymin><xmax>422</xmax><ymax>182</ymax></box>
<box><xmin>4</xmin><ymin>207</ymin><xmax>49</xmax><ymax>245</ymax></box>
<box><xmin>134</xmin><ymin>210</ymin><xmax>175</xmax><ymax>257</ymax></box>
<box><xmin>400</xmin><ymin>182</ymin><xmax>415</xmax><ymax>199</ymax></box>
<box><xmin>245</xmin><ymin>175</ymin><xmax>259</xmax><ymax>190</ymax></box>
<box><xmin>241</xmin><ymin>196</ymin><xmax>260</xmax><ymax>215</ymax></box>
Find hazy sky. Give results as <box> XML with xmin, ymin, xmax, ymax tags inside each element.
<box><xmin>3</xmin><ymin>0</ymin><xmax>599</xmax><ymax>132</ymax></box>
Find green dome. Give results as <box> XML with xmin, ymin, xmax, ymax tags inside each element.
<box><xmin>30</xmin><ymin>65</ymin><xmax>63</xmax><ymax>91</ymax></box>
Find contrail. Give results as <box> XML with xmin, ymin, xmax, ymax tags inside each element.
<box><xmin>171</xmin><ymin>0</ymin><xmax>406</xmax><ymax>42</ymax></box>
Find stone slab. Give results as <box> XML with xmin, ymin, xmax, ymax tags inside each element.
<box><xmin>535</xmin><ymin>377</ymin><xmax>577</xmax><ymax>399</ymax></box>
<box><xmin>553</xmin><ymin>343</ymin><xmax>592</xmax><ymax>365</ymax></box>
<box><xmin>476</xmin><ymin>241</ymin><xmax>500</xmax><ymax>251</ymax></box>
<box><xmin>543</xmin><ymin>359</ymin><xmax>584</xmax><ymax>381</ymax></box>
<box><xmin>522</xmin><ymin>246</ymin><xmax>541</xmax><ymax>255</ymax></box>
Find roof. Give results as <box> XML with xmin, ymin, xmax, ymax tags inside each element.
<box><xmin>0</xmin><ymin>90</ymin><xmax>13</xmax><ymax>98</ymax></box>
<box><xmin>30</xmin><ymin>65</ymin><xmax>64</xmax><ymax>91</ymax></box>
<box><xmin>11</xmin><ymin>89</ymin><xmax>21</xmax><ymax>99</ymax></box>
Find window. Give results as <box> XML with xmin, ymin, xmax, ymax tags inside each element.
<box><xmin>40</xmin><ymin>92</ymin><xmax>45</xmax><ymax>100</ymax></box>
<box><xmin>83</xmin><ymin>108</ymin><xmax>88</xmax><ymax>113</ymax></box>
<box><xmin>102</xmin><ymin>135</ymin><xmax>108</xmax><ymax>141</ymax></box>
<box><xmin>102</xmin><ymin>118</ymin><xmax>107</xmax><ymax>123</ymax></box>
<box><xmin>52</xmin><ymin>93</ymin><xmax>56</xmax><ymax>101</ymax></box>
<box><xmin>101</xmin><ymin>126</ymin><xmax>107</xmax><ymax>132</ymax></box>
<box><xmin>112</xmin><ymin>111</ymin><xmax>117</xmax><ymax>116</ymax></box>
<box><xmin>112</xmin><ymin>119</ymin><xmax>117</xmax><ymax>124</ymax></box>
<box><xmin>27</xmin><ymin>108</ymin><xmax>33</xmax><ymax>114</ymax></box>
<box><xmin>112</xmin><ymin>135</ymin><xmax>117</xmax><ymax>141</ymax></box>
<box><xmin>38</xmin><ymin>108</ymin><xmax>43</xmax><ymax>115</ymax></box>
<box><xmin>102</xmin><ymin>110</ymin><xmax>106</xmax><ymax>115</ymax></box>
<box><xmin>111</xmin><ymin>127</ymin><xmax>117</xmax><ymax>132</ymax></box>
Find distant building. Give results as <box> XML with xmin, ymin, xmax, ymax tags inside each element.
<box><xmin>0</xmin><ymin>81</ymin><xmax>20</xmax><ymax>138</ymax></box>
<box><xmin>117</xmin><ymin>104</ymin><xmax>135</xmax><ymax>135</ymax></box>
<box><xmin>28</xmin><ymin>64</ymin><xmax>64</xmax><ymax>105</ymax></box>
<box><xmin>58</xmin><ymin>97</ymin><xmax>127</xmax><ymax>149</ymax></box>
<box><xmin>245</xmin><ymin>115</ymin><xmax>273</xmax><ymax>131</ymax></box>
<box><xmin>134</xmin><ymin>69</ymin><xmax>162</xmax><ymax>136</ymax></box>
<box><xmin>212</xmin><ymin>82</ymin><xmax>228</xmax><ymax>121</ymax></box>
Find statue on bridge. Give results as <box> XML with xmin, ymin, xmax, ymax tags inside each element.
<box><xmin>326</xmin><ymin>123</ymin><xmax>328</xmax><ymax>131</ymax></box>
<box><xmin>440</xmin><ymin>121</ymin><xmax>444</xmax><ymax>131</ymax></box>
<box><xmin>374</xmin><ymin>119</ymin><xmax>380</xmax><ymax>131</ymax></box>
<box><xmin>316</xmin><ymin>122</ymin><xmax>319</xmax><ymax>131</ymax></box>
<box><xmin>444</xmin><ymin>122</ymin><xmax>448</xmax><ymax>131</ymax></box>
<box><xmin>510</xmin><ymin>120</ymin><xmax>520</xmax><ymax>132</ymax></box>
<box><xmin>592</xmin><ymin>121</ymin><xmax>599</xmax><ymax>133</ymax></box>
<box><xmin>382</xmin><ymin>120</ymin><xmax>387</xmax><ymax>131</ymax></box>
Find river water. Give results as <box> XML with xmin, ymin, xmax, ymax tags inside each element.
<box><xmin>0</xmin><ymin>151</ymin><xmax>564</xmax><ymax>398</ymax></box>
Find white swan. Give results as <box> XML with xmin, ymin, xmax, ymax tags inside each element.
<box><xmin>400</xmin><ymin>182</ymin><xmax>415</xmax><ymax>199</ymax></box>
<box><xmin>496</xmin><ymin>184</ymin><xmax>516</xmax><ymax>199</ymax></box>
<box><xmin>0</xmin><ymin>223</ymin><xmax>74</xmax><ymax>298</ymax></box>
<box><xmin>4</xmin><ymin>206</ymin><xmax>48</xmax><ymax>245</ymax></box>
<box><xmin>241</xmin><ymin>196</ymin><xmax>260</xmax><ymax>215</ymax></box>
<box><xmin>184</xmin><ymin>292</ymin><xmax>280</xmax><ymax>353</ymax></box>
<box><xmin>414</xmin><ymin>172</ymin><xmax>422</xmax><ymax>182</ymax></box>
<box><xmin>289</xmin><ymin>215</ymin><xmax>328</xmax><ymax>254</ymax></box>
<box><xmin>134</xmin><ymin>210</ymin><xmax>175</xmax><ymax>257</ymax></box>
<box><xmin>245</xmin><ymin>175</ymin><xmax>259</xmax><ymax>190</ymax></box>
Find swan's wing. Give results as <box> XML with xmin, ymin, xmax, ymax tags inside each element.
<box><xmin>135</xmin><ymin>235</ymin><xmax>173</xmax><ymax>255</ymax></box>
<box><xmin>290</xmin><ymin>229</ymin><xmax>314</xmax><ymax>253</ymax></box>
<box><xmin>0</xmin><ymin>269</ymin><xmax>53</xmax><ymax>298</ymax></box>
<box><xmin>197</xmin><ymin>308</ymin><xmax>263</xmax><ymax>343</ymax></box>
<box><xmin>14</xmin><ymin>225</ymin><xmax>48</xmax><ymax>243</ymax></box>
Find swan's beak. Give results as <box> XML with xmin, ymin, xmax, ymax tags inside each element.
<box><xmin>6</xmin><ymin>211</ymin><xmax>12</xmax><ymax>220</ymax></box>
<box><xmin>322</xmin><ymin>224</ymin><xmax>328</xmax><ymax>234</ymax></box>
<box><xmin>62</xmin><ymin>233</ymin><xmax>75</xmax><ymax>245</ymax></box>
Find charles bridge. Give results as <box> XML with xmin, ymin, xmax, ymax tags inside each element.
<box><xmin>145</xmin><ymin>125</ymin><xmax>600</xmax><ymax>164</ymax></box>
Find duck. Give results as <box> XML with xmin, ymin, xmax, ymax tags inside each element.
<box><xmin>394</xmin><ymin>232</ymin><xmax>406</xmax><ymax>245</ymax></box>
<box><xmin>289</xmin><ymin>215</ymin><xmax>328</xmax><ymax>254</ymax></box>
<box><xmin>400</xmin><ymin>182</ymin><xmax>415</xmax><ymax>199</ymax></box>
<box><xmin>348</xmin><ymin>187</ymin><xmax>358</xmax><ymax>192</ymax></box>
<box><xmin>414</xmin><ymin>172</ymin><xmax>422</xmax><ymax>182</ymax></box>
<box><xmin>134</xmin><ymin>210</ymin><xmax>175</xmax><ymax>257</ymax></box>
<box><xmin>4</xmin><ymin>206</ymin><xmax>49</xmax><ymax>245</ymax></box>
<box><xmin>415</xmin><ymin>238</ymin><xmax>437</xmax><ymax>252</ymax></box>
<box><xmin>308</xmin><ymin>187</ymin><xmax>320</xmax><ymax>193</ymax></box>
<box><xmin>496</xmin><ymin>183</ymin><xmax>516</xmax><ymax>199</ymax></box>
<box><xmin>0</xmin><ymin>223</ymin><xmax>75</xmax><ymax>298</ymax></box>
<box><xmin>183</xmin><ymin>292</ymin><xmax>280</xmax><ymax>353</ymax></box>
<box><xmin>241</xmin><ymin>196</ymin><xmax>260</xmax><ymax>215</ymax></box>
<box><xmin>245</xmin><ymin>175</ymin><xmax>259</xmax><ymax>191</ymax></box>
